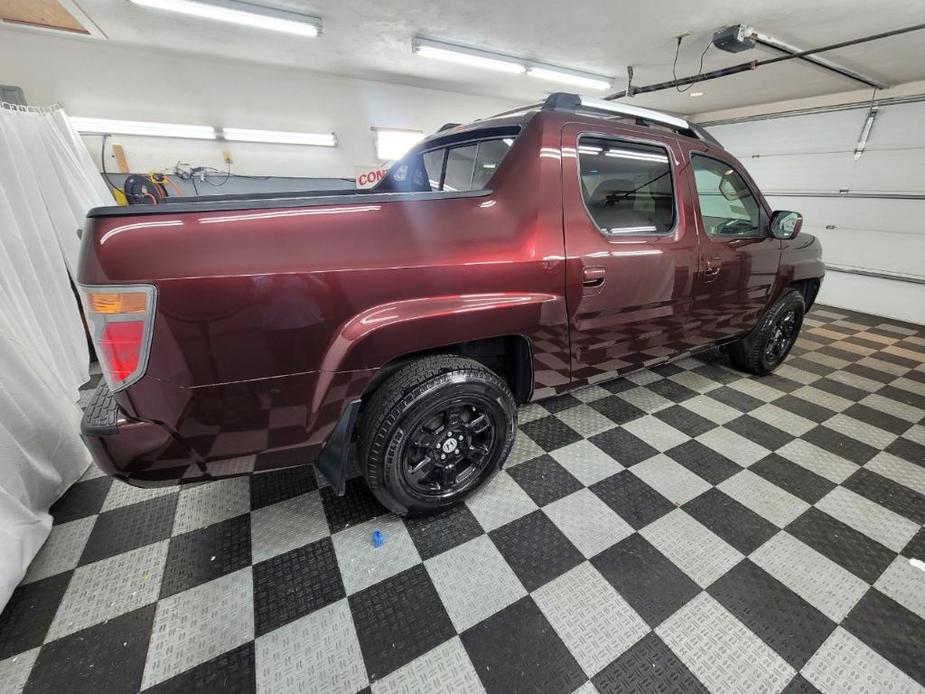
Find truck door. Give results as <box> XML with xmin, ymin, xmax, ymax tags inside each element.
<box><xmin>561</xmin><ymin>123</ymin><xmax>699</xmax><ymax>386</ymax></box>
<box><xmin>684</xmin><ymin>151</ymin><xmax>782</xmax><ymax>347</ymax></box>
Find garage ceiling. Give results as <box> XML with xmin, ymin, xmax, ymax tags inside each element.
<box><xmin>26</xmin><ymin>0</ymin><xmax>925</xmax><ymax>113</ymax></box>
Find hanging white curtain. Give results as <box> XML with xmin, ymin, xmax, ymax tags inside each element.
<box><xmin>0</xmin><ymin>103</ymin><xmax>114</xmax><ymax>609</ymax></box>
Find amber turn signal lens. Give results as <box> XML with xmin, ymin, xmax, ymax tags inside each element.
<box><xmin>88</xmin><ymin>292</ymin><xmax>148</xmax><ymax>314</ymax></box>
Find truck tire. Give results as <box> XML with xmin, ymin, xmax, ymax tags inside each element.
<box><xmin>359</xmin><ymin>355</ymin><xmax>517</xmax><ymax>516</ymax></box>
<box><xmin>728</xmin><ymin>289</ymin><xmax>805</xmax><ymax>376</ymax></box>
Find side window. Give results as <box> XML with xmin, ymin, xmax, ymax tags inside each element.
<box><xmin>691</xmin><ymin>156</ymin><xmax>763</xmax><ymax>238</ymax></box>
<box><xmin>471</xmin><ymin>139</ymin><xmax>512</xmax><ymax>189</ymax></box>
<box><xmin>422</xmin><ymin>149</ymin><xmax>445</xmax><ymax>190</ymax></box>
<box><xmin>443</xmin><ymin>144</ymin><xmax>478</xmax><ymax>191</ymax></box>
<box><xmin>578</xmin><ymin>136</ymin><xmax>675</xmax><ymax>235</ymax></box>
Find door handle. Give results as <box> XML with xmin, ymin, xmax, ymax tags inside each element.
<box><xmin>582</xmin><ymin>266</ymin><xmax>606</xmax><ymax>288</ymax></box>
<box><xmin>703</xmin><ymin>256</ymin><xmax>721</xmax><ymax>277</ymax></box>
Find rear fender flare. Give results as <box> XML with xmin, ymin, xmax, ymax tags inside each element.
<box><xmin>310</xmin><ymin>292</ymin><xmax>561</xmax><ymax>414</ymax></box>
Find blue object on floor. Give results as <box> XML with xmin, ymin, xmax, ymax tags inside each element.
<box><xmin>372</xmin><ymin>529</ymin><xmax>385</xmax><ymax>548</ymax></box>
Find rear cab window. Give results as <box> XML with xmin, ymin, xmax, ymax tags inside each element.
<box><xmin>376</xmin><ymin>129</ymin><xmax>518</xmax><ymax>193</ymax></box>
<box><xmin>577</xmin><ymin>136</ymin><xmax>675</xmax><ymax>236</ymax></box>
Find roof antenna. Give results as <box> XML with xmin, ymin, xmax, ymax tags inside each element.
<box><xmin>625</xmin><ymin>66</ymin><xmax>635</xmax><ymax>98</ymax></box>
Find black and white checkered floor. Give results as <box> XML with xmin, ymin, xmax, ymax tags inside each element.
<box><xmin>1</xmin><ymin>305</ymin><xmax>923</xmax><ymax>694</ymax></box>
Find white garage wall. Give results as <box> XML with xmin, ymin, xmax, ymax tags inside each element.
<box><xmin>705</xmin><ymin>100</ymin><xmax>925</xmax><ymax>325</ymax></box>
<box><xmin>0</xmin><ymin>31</ymin><xmax>520</xmax><ymax>179</ymax></box>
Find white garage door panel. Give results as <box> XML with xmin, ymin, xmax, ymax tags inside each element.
<box><xmin>807</xmin><ymin>227</ymin><xmax>923</xmax><ymax>277</ymax></box>
<box><xmin>710</xmin><ymin>110</ymin><xmax>866</xmax><ymax>155</ymax></box>
<box><xmin>767</xmin><ymin>197</ymin><xmax>923</xmax><ymax>236</ymax></box>
<box><xmin>736</xmin><ymin>149</ymin><xmax>925</xmax><ymax>197</ymax></box>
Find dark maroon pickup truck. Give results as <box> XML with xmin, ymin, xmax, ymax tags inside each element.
<box><xmin>77</xmin><ymin>93</ymin><xmax>823</xmax><ymax>515</ymax></box>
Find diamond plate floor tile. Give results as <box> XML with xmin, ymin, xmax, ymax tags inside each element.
<box><xmin>333</xmin><ymin>516</ymin><xmax>421</xmax><ymax>595</ymax></box>
<box><xmin>621</xmin><ymin>416</ymin><xmax>689</xmax><ymax>452</ymax></box>
<box><xmin>48</xmin><ymin>476</ymin><xmax>111</xmax><ymax>525</ymax></box>
<box><xmin>750</xmin><ymin>454</ymin><xmax>836</xmax><ymax>504</ymax></box>
<box><xmin>802</xmin><ymin>627</ymin><xmax>922</xmax><ymax>694</ymax></box>
<box><xmin>349</xmin><ymin>565</ymin><xmax>455</xmax><ymax>682</ymax></box>
<box><xmin>171</xmin><ymin>476</ymin><xmax>251</xmax><ymax>536</ymax></box>
<box><xmin>592</xmin><ymin>632</ymin><xmax>708</xmax><ymax>694</ymax></box>
<box><xmin>842</xmin><ymin>589</ymin><xmax>925</xmax><ymax>686</ymax></box>
<box><xmin>160</xmin><ymin>514</ymin><xmax>252</xmax><ymax>599</ymax></box>
<box><xmin>21</xmin><ymin>516</ymin><xmax>95</xmax><ymax>585</ymax></box>
<box><xmin>100</xmin><ymin>481</ymin><xmax>179</xmax><ymax>513</ymax></box>
<box><xmin>143</xmin><ymin>643</ymin><xmax>255</xmax><ymax>694</ymax></box>
<box><xmin>718</xmin><ymin>470</ymin><xmax>810</xmax><ymax>528</ymax></box>
<box><xmin>641</xmin><ymin>509</ymin><xmax>743</xmax><ymax>588</ymax></box>
<box><xmin>461</xmin><ymin>597</ymin><xmax>585</xmax><ymax>694</ymax></box>
<box><xmin>506</xmin><ymin>431</ymin><xmax>546</xmax><ymax>466</ymax></box>
<box><xmin>79</xmin><ymin>494</ymin><xmax>178</xmax><ymax>565</ymax></box>
<box><xmin>550</xmin><ymin>439</ymin><xmax>624</xmax><ymax>486</ymax></box>
<box><xmin>519</xmin><ymin>416</ymin><xmax>582</xmax><ymax>452</ymax></box>
<box><xmin>590</xmin><ymin>471</ymin><xmax>674</xmax><ymax>531</ymax></box>
<box><xmin>253</xmin><ymin>537</ymin><xmax>345</xmax><ymax>637</ymax></box>
<box><xmin>533</xmin><ymin>562</ymin><xmax>648</xmax><ymax>677</ymax></box>
<box><xmin>592</xmin><ymin>534</ymin><xmax>699</xmax><ymax>628</ymax></box>
<box><xmin>864</xmin><ymin>451</ymin><xmax>925</xmax><ymax>495</ymax></box>
<box><xmin>370</xmin><ymin>637</ymin><xmax>483</xmax><ymax>694</ymax></box>
<box><xmin>874</xmin><ymin>556</ymin><xmax>925</xmax><ymax>621</ymax></box>
<box><xmin>46</xmin><ymin>540</ymin><xmax>167</xmax><ymax>641</ymax></box>
<box><xmin>816</xmin><ymin>487</ymin><xmax>919</xmax><ymax>552</ymax></box>
<box><xmin>708</xmin><ymin>560</ymin><xmax>836</xmax><ymax>669</ymax></box>
<box><xmin>402</xmin><ymin>503</ymin><xmax>484</xmax><ymax>561</ymax></box>
<box><xmin>488</xmin><ymin>510</ymin><xmax>583</xmax><ymax>592</ymax></box>
<box><xmin>250</xmin><ymin>492</ymin><xmax>329</xmax><ymax>564</ymax></box>
<box><xmin>666</xmin><ymin>439</ymin><xmax>740</xmax><ymax>485</ymax></box>
<box><xmin>425</xmin><ymin>535</ymin><xmax>526</xmax><ymax>633</ymax></box>
<box><xmin>141</xmin><ymin>568</ymin><xmax>254</xmax><ymax>690</ymax></box>
<box><xmin>695</xmin><ymin>427</ymin><xmax>770</xmax><ymax>468</ymax></box>
<box><xmin>680</xmin><ymin>394</ymin><xmax>741</xmax><ymax>425</ymax></box>
<box><xmin>255</xmin><ymin>599</ymin><xmax>367</xmax><ymax>694</ymax></box>
<box><xmin>776</xmin><ymin>439</ymin><xmax>859</xmax><ymax>484</ymax></box>
<box><xmin>26</xmin><ymin>605</ymin><xmax>156</xmax><ymax>694</ymax></box>
<box><xmin>656</xmin><ymin>593</ymin><xmax>794</xmax><ymax>694</ymax></box>
<box><xmin>0</xmin><ymin>648</ymin><xmax>38</xmax><ymax>694</ymax></box>
<box><xmin>542</xmin><ymin>488</ymin><xmax>634</xmax><ymax>559</ymax></box>
<box><xmin>750</xmin><ymin>531</ymin><xmax>868</xmax><ymax>622</ymax></box>
<box><xmin>464</xmin><ymin>470</ymin><xmax>537</xmax><ymax>532</ymax></box>
<box><xmin>507</xmin><ymin>454</ymin><xmax>583</xmax><ymax>506</ymax></box>
<box><xmin>630</xmin><ymin>455</ymin><xmax>712</xmax><ymax>506</ymax></box>
<box><xmin>552</xmin><ymin>404</ymin><xmax>616</xmax><ymax>438</ymax></box>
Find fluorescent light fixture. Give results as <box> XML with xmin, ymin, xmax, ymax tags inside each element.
<box><xmin>130</xmin><ymin>0</ymin><xmax>321</xmax><ymax>37</ymax></box>
<box><xmin>689</xmin><ymin>91</ymin><xmax>704</xmax><ymax>97</ymax></box>
<box><xmin>413</xmin><ymin>38</ymin><xmax>525</xmax><ymax>74</ymax></box>
<box><xmin>69</xmin><ymin>116</ymin><xmax>216</xmax><ymax>139</ymax></box>
<box><xmin>526</xmin><ymin>66</ymin><xmax>611</xmax><ymax>91</ymax></box>
<box><xmin>222</xmin><ymin>127</ymin><xmax>336</xmax><ymax>147</ymax></box>
<box><xmin>374</xmin><ymin>128</ymin><xmax>424</xmax><ymax>161</ymax></box>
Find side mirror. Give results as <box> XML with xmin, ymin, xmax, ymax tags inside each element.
<box><xmin>770</xmin><ymin>210</ymin><xmax>803</xmax><ymax>240</ymax></box>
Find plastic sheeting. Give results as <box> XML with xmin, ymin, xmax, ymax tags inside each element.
<box><xmin>0</xmin><ymin>104</ymin><xmax>113</xmax><ymax>609</ymax></box>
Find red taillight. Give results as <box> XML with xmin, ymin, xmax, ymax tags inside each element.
<box><xmin>80</xmin><ymin>285</ymin><xmax>156</xmax><ymax>391</ymax></box>
<box><xmin>99</xmin><ymin>321</ymin><xmax>145</xmax><ymax>381</ymax></box>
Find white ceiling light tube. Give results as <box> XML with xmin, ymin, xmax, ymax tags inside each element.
<box><xmin>129</xmin><ymin>0</ymin><xmax>321</xmax><ymax>37</ymax></box>
<box><xmin>69</xmin><ymin>116</ymin><xmax>216</xmax><ymax>139</ymax></box>
<box><xmin>526</xmin><ymin>66</ymin><xmax>612</xmax><ymax>91</ymax></box>
<box><xmin>413</xmin><ymin>38</ymin><xmax>526</xmax><ymax>74</ymax></box>
<box><xmin>373</xmin><ymin>128</ymin><xmax>425</xmax><ymax>161</ymax></box>
<box><xmin>222</xmin><ymin>128</ymin><xmax>337</xmax><ymax>146</ymax></box>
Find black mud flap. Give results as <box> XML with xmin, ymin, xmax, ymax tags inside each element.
<box><xmin>315</xmin><ymin>399</ymin><xmax>361</xmax><ymax>496</ymax></box>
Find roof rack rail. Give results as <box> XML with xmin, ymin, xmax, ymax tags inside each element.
<box><xmin>438</xmin><ymin>122</ymin><xmax>461</xmax><ymax>132</ymax></box>
<box><xmin>541</xmin><ymin>92</ymin><xmax>720</xmax><ymax>145</ymax></box>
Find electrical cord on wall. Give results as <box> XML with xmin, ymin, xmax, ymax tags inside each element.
<box><xmin>672</xmin><ymin>35</ymin><xmax>712</xmax><ymax>92</ymax></box>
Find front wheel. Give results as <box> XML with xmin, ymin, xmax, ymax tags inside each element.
<box><xmin>359</xmin><ymin>355</ymin><xmax>516</xmax><ymax>516</ymax></box>
<box><xmin>728</xmin><ymin>289</ymin><xmax>805</xmax><ymax>375</ymax></box>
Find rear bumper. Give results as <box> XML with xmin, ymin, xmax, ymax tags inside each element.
<box><xmin>80</xmin><ymin>380</ymin><xmax>354</xmax><ymax>489</ymax></box>
<box><xmin>80</xmin><ymin>381</ymin><xmax>201</xmax><ymax>487</ymax></box>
